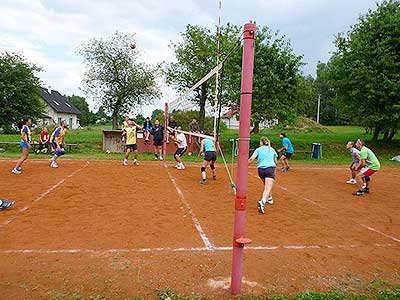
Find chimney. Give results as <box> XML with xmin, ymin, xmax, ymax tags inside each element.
<box><xmin>47</xmin><ymin>86</ymin><xmax>51</xmax><ymax>94</ymax></box>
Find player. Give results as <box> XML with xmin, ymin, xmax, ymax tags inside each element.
<box><xmin>143</xmin><ymin>117</ymin><xmax>153</xmax><ymax>143</ymax></box>
<box><xmin>346</xmin><ymin>141</ymin><xmax>361</xmax><ymax>184</ymax></box>
<box><xmin>151</xmin><ymin>119</ymin><xmax>164</xmax><ymax>160</ymax></box>
<box><xmin>277</xmin><ymin>133</ymin><xmax>294</xmax><ymax>172</ymax></box>
<box><xmin>170</xmin><ymin>127</ymin><xmax>187</xmax><ymax>170</ymax></box>
<box><xmin>121</xmin><ymin>116</ymin><xmax>129</xmax><ymax>142</ymax></box>
<box><xmin>199</xmin><ymin>135</ymin><xmax>217</xmax><ymax>184</ymax></box>
<box><xmin>49</xmin><ymin>120</ymin><xmax>68</xmax><ymax>168</ymax></box>
<box><xmin>0</xmin><ymin>199</ymin><xmax>15</xmax><ymax>211</ymax></box>
<box><xmin>12</xmin><ymin>117</ymin><xmax>32</xmax><ymax>174</ymax></box>
<box><xmin>248</xmin><ymin>137</ymin><xmax>278</xmax><ymax>214</ymax></box>
<box><xmin>353</xmin><ymin>139</ymin><xmax>381</xmax><ymax>196</ymax></box>
<box><xmin>122</xmin><ymin>120</ymin><xmax>142</xmax><ymax>166</ymax></box>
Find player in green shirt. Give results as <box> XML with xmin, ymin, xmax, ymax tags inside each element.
<box><xmin>353</xmin><ymin>139</ymin><xmax>381</xmax><ymax>196</ymax></box>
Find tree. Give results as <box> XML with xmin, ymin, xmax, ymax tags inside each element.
<box><xmin>0</xmin><ymin>52</ymin><xmax>44</xmax><ymax>130</ymax></box>
<box><xmin>328</xmin><ymin>0</ymin><xmax>400</xmax><ymax>143</ymax></box>
<box><xmin>67</xmin><ymin>95</ymin><xmax>91</xmax><ymax>126</ymax></box>
<box><xmin>295</xmin><ymin>75</ymin><xmax>317</xmax><ymax>119</ymax></box>
<box><xmin>80</xmin><ymin>32</ymin><xmax>161</xmax><ymax>129</ymax></box>
<box><xmin>151</xmin><ymin>109</ymin><xmax>164</xmax><ymax>121</ymax></box>
<box><xmin>224</xmin><ymin>26</ymin><xmax>304</xmax><ymax>133</ymax></box>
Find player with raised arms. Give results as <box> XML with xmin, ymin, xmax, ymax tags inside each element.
<box><xmin>170</xmin><ymin>126</ymin><xmax>187</xmax><ymax>170</ymax></box>
<box><xmin>199</xmin><ymin>135</ymin><xmax>217</xmax><ymax>184</ymax></box>
<box><xmin>49</xmin><ymin>120</ymin><xmax>68</xmax><ymax>168</ymax></box>
<box><xmin>12</xmin><ymin>116</ymin><xmax>32</xmax><ymax>174</ymax></box>
<box><xmin>248</xmin><ymin>136</ymin><xmax>278</xmax><ymax>214</ymax></box>
<box><xmin>122</xmin><ymin>120</ymin><xmax>142</xmax><ymax>166</ymax></box>
<box><xmin>353</xmin><ymin>139</ymin><xmax>381</xmax><ymax>196</ymax></box>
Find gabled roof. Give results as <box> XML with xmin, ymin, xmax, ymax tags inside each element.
<box><xmin>39</xmin><ymin>87</ymin><xmax>81</xmax><ymax>115</ymax></box>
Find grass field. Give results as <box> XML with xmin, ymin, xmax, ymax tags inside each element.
<box><xmin>0</xmin><ymin>124</ymin><xmax>399</xmax><ymax>165</ymax></box>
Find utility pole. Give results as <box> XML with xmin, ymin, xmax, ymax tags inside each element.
<box><xmin>317</xmin><ymin>94</ymin><xmax>321</xmax><ymax>124</ymax></box>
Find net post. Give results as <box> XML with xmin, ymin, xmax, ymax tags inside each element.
<box><xmin>163</xmin><ymin>102</ymin><xmax>168</xmax><ymax>161</ymax></box>
<box><xmin>230</xmin><ymin>22</ymin><xmax>256</xmax><ymax>296</ymax></box>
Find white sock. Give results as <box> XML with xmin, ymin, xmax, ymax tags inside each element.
<box><xmin>202</xmin><ymin>171</ymin><xmax>206</xmax><ymax>180</ymax></box>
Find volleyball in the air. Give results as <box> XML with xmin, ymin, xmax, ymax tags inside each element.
<box><xmin>188</xmin><ymin>152</ymin><xmax>192</xmax><ymax>156</ymax></box>
<box><xmin>129</xmin><ymin>43</ymin><xmax>136</xmax><ymax>49</ymax></box>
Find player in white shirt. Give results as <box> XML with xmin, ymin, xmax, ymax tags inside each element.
<box><xmin>171</xmin><ymin>127</ymin><xmax>187</xmax><ymax>170</ymax></box>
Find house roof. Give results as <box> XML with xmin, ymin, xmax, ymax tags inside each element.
<box><xmin>221</xmin><ymin>107</ymin><xmax>239</xmax><ymax>119</ymax></box>
<box><xmin>39</xmin><ymin>87</ymin><xmax>81</xmax><ymax>115</ymax></box>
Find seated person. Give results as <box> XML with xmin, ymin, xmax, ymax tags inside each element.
<box><xmin>37</xmin><ymin>127</ymin><xmax>49</xmax><ymax>154</ymax></box>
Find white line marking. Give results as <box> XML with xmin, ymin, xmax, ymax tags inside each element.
<box><xmin>164</xmin><ymin>163</ymin><xmax>214</xmax><ymax>250</ymax></box>
<box><xmin>359</xmin><ymin>224</ymin><xmax>400</xmax><ymax>243</ymax></box>
<box><xmin>1</xmin><ymin>161</ymin><xmax>90</xmax><ymax>227</ymax></box>
<box><xmin>0</xmin><ymin>243</ymin><xmax>397</xmax><ymax>254</ymax></box>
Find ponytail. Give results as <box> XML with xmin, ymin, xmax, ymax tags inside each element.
<box><xmin>260</xmin><ymin>136</ymin><xmax>271</xmax><ymax>149</ymax></box>
<box><xmin>17</xmin><ymin>116</ymin><xmax>30</xmax><ymax>130</ymax></box>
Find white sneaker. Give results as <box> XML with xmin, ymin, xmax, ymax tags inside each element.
<box><xmin>123</xmin><ymin>159</ymin><xmax>128</xmax><ymax>166</ymax></box>
<box><xmin>51</xmin><ymin>161</ymin><xmax>58</xmax><ymax>168</ymax></box>
<box><xmin>133</xmin><ymin>160</ymin><xmax>139</xmax><ymax>166</ymax></box>
<box><xmin>11</xmin><ymin>168</ymin><xmax>21</xmax><ymax>174</ymax></box>
<box><xmin>177</xmin><ymin>165</ymin><xmax>185</xmax><ymax>170</ymax></box>
<box><xmin>266</xmin><ymin>197</ymin><xmax>274</xmax><ymax>205</ymax></box>
<box><xmin>154</xmin><ymin>157</ymin><xmax>158</xmax><ymax>160</ymax></box>
<box><xmin>160</xmin><ymin>156</ymin><xmax>163</xmax><ymax>160</ymax></box>
<box><xmin>346</xmin><ymin>179</ymin><xmax>356</xmax><ymax>184</ymax></box>
<box><xmin>258</xmin><ymin>199</ymin><xmax>266</xmax><ymax>214</ymax></box>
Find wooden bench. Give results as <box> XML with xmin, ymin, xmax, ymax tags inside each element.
<box><xmin>296</xmin><ymin>150</ymin><xmax>312</xmax><ymax>158</ymax></box>
<box><xmin>0</xmin><ymin>142</ymin><xmax>78</xmax><ymax>152</ymax></box>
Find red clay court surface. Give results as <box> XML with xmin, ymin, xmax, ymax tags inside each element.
<box><xmin>0</xmin><ymin>158</ymin><xmax>399</xmax><ymax>299</ymax></box>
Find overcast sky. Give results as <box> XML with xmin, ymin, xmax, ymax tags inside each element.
<box><xmin>0</xmin><ymin>0</ymin><xmax>382</xmax><ymax>116</ymax></box>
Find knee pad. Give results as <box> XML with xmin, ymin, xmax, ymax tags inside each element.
<box><xmin>55</xmin><ymin>150</ymin><xmax>65</xmax><ymax>156</ymax></box>
<box><xmin>210</xmin><ymin>164</ymin><xmax>215</xmax><ymax>170</ymax></box>
<box><xmin>201</xmin><ymin>167</ymin><xmax>206</xmax><ymax>172</ymax></box>
<box><xmin>364</xmin><ymin>176</ymin><xmax>370</xmax><ymax>183</ymax></box>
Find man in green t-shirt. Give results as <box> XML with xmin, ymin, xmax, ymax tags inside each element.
<box><xmin>353</xmin><ymin>139</ymin><xmax>381</xmax><ymax>196</ymax></box>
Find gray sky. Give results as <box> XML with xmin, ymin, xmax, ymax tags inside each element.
<box><xmin>0</xmin><ymin>0</ymin><xmax>382</xmax><ymax>116</ymax></box>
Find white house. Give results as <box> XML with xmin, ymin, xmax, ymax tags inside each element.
<box><xmin>38</xmin><ymin>87</ymin><xmax>81</xmax><ymax>129</ymax></box>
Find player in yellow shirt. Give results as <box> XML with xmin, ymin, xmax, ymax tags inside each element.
<box><xmin>122</xmin><ymin>120</ymin><xmax>142</xmax><ymax>166</ymax></box>
<box><xmin>49</xmin><ymin>120</ymin><xmax>68</xmax><ymax>168</ymax></box>
<box><xmin>12</xmin><ymin>117</ymin><xmax>32</xmax><ymax>174</ymax></box>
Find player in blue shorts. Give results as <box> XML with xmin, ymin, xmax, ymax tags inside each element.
<box><xmin>49</xmin><ymin>120</ymin><xmax>68</xmax><ymax>168</ymax></box>
<box><xmin>12</xmin><ymin>117</ymin><xmax>32</xmax><ymax>174</ymax></box>
<box><xmin>277</xmin><ymin>133</ymin><xmax>294</xmax><ymax>172</ymax></box>
<box><xmin>199</xmin><ymin>136</ymin><xmax>217</xmax><ymax>184</ymax></box>
<box><xmin>248</xmin><ymin>137</ymin><xmax>278</xmax><ymax>214</ymax></box>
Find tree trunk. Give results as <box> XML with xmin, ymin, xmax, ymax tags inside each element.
<box><xmin>251</xmin><ymin>121</ymin><xmax>260</xmax><ymax>134</ymax></box>
<box><xmin>112</xmin><ymin>112</ymin><xmax>118</xmax><ymax>130</ymax></box>
<box><xmin>383</xmin><ymin>129</ymin><xmax>390</xmax><ymax>142</ymax></box>
<box><xmin>387</xmin><ymin>129</ymin><xmax>396</xmax><ymax>144</ymax></box>
<box><xmin>198</xmin><ymin>84</ymin><xmax>207</xmax><ymax>131</ymax></box>
<box><xmin>371</xmin><ymin>124</ymin><xmax>382</xmax><ymax>143</ymax></box>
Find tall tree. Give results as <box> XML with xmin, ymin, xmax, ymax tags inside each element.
<box><xmin>67</xmin><ymin>95</ymin><xmax>91</xmax><ymax>126</ymax></box>
<box><xmin>328</xmin><ymin>0</ymin><xmax>400</xmax><ymax>143</ymax></box>
<box><xmin>0</xmin><ymin>52</ymin><xmax>44</xmax><ymax>130</ymax></box>
<box><xmin>80</xmin><ymin>32</ymin><xmax>161</xmax><ymax>129</ymax></box>
<box><xmin>295</xmin><ymin>75</ymin><xmax>317</xmax><ymax>119</ymax></box>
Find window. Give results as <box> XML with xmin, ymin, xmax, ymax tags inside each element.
<box><xmin>69</xmin><ymin>118</ymin><xmax>73</xmax><ymax>129</ymax></box>
<box><xmin>58</xmin><ymin>117</ymin><xmax>62</xmax><ymax>124</ymax></box>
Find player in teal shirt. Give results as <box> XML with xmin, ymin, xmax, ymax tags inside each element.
<box><xmin>199</xmin><ymin>137</ymin><xmax>217</xmax><ymax>184</ymax></box>
<box><xmin>249</xmin><ymin>137</ymin><xmax>278</xmax><ymax>214</ymax></box>
<box><xmin>277</xmin><ymin>133</ymin><xmax>294</xmax><ymax>172</ymax></box>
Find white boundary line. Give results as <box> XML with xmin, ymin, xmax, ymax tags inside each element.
<box><xmin>164</xmin><ymin>163</ymin><xmax>214</xmax><ymax>250</ymax></box>
<box><xmin>0</xmin><ymin>243</ymin><xmax>397</xmax><ymax>254</ymax></box>
<box><xmin>1</xmin><ymin>161</ymin><xmax>90</xmax><ymax>227</ymax></box>
<box><xmin>249</xmin><ymin>170</ymin><xmax>400</xmax><ymax>244</ymax></box>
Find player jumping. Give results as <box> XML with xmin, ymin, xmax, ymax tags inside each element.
<box><xmin>353</xmin><ymin>139</ymin><xmax>381</xmax><ymax>196</ymax></box>
<box><xmin>248</xmin><ymin>137</ymin><xmax>278</xmax><ymax>214</ymax></box>
<box><xmin>199</xmin><ymin>136</ymin><xmax>217</xmax><ymax>184</ymax></box>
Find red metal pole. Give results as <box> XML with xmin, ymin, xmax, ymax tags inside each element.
<box><xmin>230</xmin><ymin>23</ymin><xmax>256</xmax><ymax>295</ymax></box>
<box><xmin>163</xmin><ymin>102</ymin><xmax>168</xmax><ymax>161</ymax></box>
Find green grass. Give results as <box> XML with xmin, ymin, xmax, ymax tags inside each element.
<box><xmin>1</xmin><ymin>124</ymin><xmax>399</xmax><ymax>166</ymax></box>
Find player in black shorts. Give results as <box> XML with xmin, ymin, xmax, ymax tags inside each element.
<box><xmin>199</xmin><ymin>137</ymin><xmax>217</xmax><ymax>184</ymax></box>
<box><xmin>151</xmin><ymin>119</ymin><xmax>164</xmax><ymax>160</ymax></box>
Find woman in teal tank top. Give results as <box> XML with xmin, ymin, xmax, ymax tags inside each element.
<box><xmin>199</xmin><ymin>137</ymin><xmax>217</xmax><ymax>184</ymax></box>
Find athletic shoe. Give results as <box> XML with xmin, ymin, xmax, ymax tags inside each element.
<box><xmin>362</xmin><ymin>187</ymin><xmax>370</xmax><ymax>194</ymax></box>
<box><xmin>160</xmin><ymin>156</ymin><xmax>163</xmax><ymax>160</ymax></box>
<box><xmin>258</xmin><ymin>199</ymin><xmax>266</xmax><ymax>214</ymax></box>
<box><xmin>51</xmin><ymin>161</ymin><xmax>58</xmax><ymax>168</ymax></box>
<box><xmin>200</xmin><ymin>180</ymin><xmax>207</xmax><ymax>185</ymax></box>
<box><xmin>154</xmin><ymin>157</ymin><xmax>158</xmax><ymax>160</ymax></box>
<box><xmin>123</xmin><ymin>159</ymin><xmax>128</xmax><ymax>166</ymax></box>
<box><xmin>280</xmin><ymin>167</ymin><xmax>287</xmax><ymax>172</ymax></box>
<box><xmin>16</xmin><ymin>166</ymin><xmax>22</xmax><ymax>171</ymax></box>
<box><xmin>177</xmin><ymin>164</ymin><xmax>185</xmax><ymax>170</ymax></box>
<box><xmin>266</xmin><ymin>197</ymin><xmax>274</xmax><ymax>205</ymax></box>
<box><xmin>286</xmin><ymin>166</ymin><xmax>290</xmax><ymax>171</ymax></box>
<box><xmin>133</xmin><ymin>160</ymin><xmax>139</xmax><ymax>166</ymax></box>
<box><xmin>352</xmin><ymin>189</ymin><xmax>365</xmax><ymax>196</ymax></box>
<box><xmin>11</xmin><ymin>168</ymin><xmax>21</xmax><ymax>174</ymax></box>
<box><xmin>0</xmin><ymin>200</ymin><xmax>15</xmax><ymax>210</ymax></box>
<box><xmin>346</xmin><ymin>179</ymin><xmax>357</xmax><ymax>184</ymax></box>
